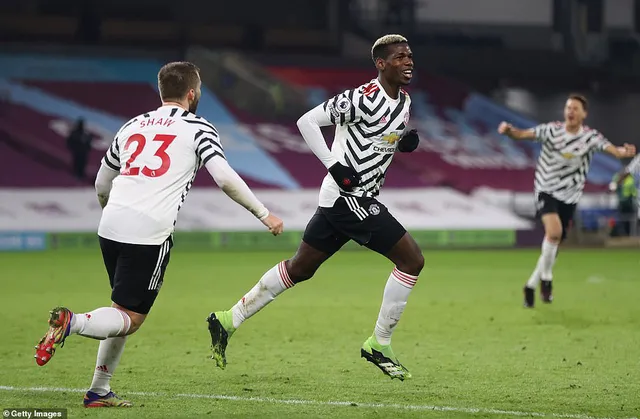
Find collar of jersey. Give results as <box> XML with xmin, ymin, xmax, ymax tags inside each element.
<box><xmin>374</xmin><ymin>78</ymin><xmax>402</xmax><ymax>103</ymax></box>
<box><xmin>562</xmin><ymin>123</ymin><xmax>584</xmax><ymax>137</ymax></box>
<box><xmin>158</xmin><ymin>104</ymin><xmax>187</xmax><ymax>112</ymax></box>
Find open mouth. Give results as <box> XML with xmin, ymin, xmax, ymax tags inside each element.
<box><xmin>402</xmin><ymin>69</ymin><xmax>413</xmax><ymax>79</ymax></box>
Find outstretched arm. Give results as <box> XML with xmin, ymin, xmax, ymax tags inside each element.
<box><xmin>204</xmin><ymin>157</ymin><xmax>283</xmax><ymax>236</ymax></box>
<box><xmin>195</xmin><ymin>128</ymin><xmax>283</xmax><ymax>235</ymax></box>
<box><xmin>497</xmin><ymin>122</ymin><xmax>537</xmax><ymax>141</ymax></box>
<box><xmin>205</xmin><ymin>157</ymin><xmax>268</xmax><ymax>220</ymax></box>
<box><xmin>603</xmin><ymin>143</ymin><xmax>636</xmax><ymax>159</ymax></box>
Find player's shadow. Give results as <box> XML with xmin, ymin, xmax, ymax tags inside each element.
<box><xmin>532</xmin><ymin>309</ymin><xmax>611</xmax><ymax>329</ymax></box>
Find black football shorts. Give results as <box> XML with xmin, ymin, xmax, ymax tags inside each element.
<box><xmin>99</xmin><ymin>235</ymin><xmax>173</xmax><ymax>314</ymax></box>
<box><xmin>535</xmin><ymin>192</ymin><xmax>577</xmax><ymax>241</ymax></box>
<box><xmin>302</xmin><ymin>195</ymin><xmax>406</xmax><ymax>255</ymax></box>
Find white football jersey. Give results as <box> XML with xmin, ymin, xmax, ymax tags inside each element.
<box><xmin>98</xmin><ymin>105</ymin><xmax>224</xmax><ymax>245</ymax></box>
<box><xmin>318</xmin><ymin>78</ymin><xmax>411</xmax><ymax>207</ymax></box>
<box><xmin>533</xmin><ymin>122</ymin><xmax>611</xmax><ymax>204</ymax></box>
<box><xmin>626</xmin><ymin>154</ymin><xmax>640</xmax><ymax>175</ymax></box>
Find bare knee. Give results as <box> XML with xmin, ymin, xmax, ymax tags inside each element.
<box><xmin>284</xmin><ymin>242</ymin><xmax>331</xmax><ymax>284</ymax></box>
<box><xmin>386</xmin><ymin>233</ymin><xmax>425</xmax><ymax>277</ymax></box>
<box><xmin>285</xmin><ymin>258</ymin><xmax>318</xmax><ymax>283</ymax></box>
<box><xmin>546</xmin><ymin>234</ymin><xmax>562</xmax><ymax>244</ymax></box>
<box><xmin>396</xmin><ymin>252</ymin><xmax>424</xmax><ymax>277</ymax></box>
<box><xmin>541</xmin><ymin>214</ymin><xmax>563</xmax><ymax>244</ymax></box>
<box><xmin>112</xmin><ymin>303</ymin><xmax>146</xmax><ymax>336</ymax></box>
<box><xmin>545</xmin><ymin>228</ymin><xmax>563</xmax><ymax>244</ymax></box>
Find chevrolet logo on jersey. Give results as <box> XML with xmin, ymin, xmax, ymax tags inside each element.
<box><xmin>382</xmin><ymin>133</ymin><xmax>401</xmax><ymax>145</ymax></box>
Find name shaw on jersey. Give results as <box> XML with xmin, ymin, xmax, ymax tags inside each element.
<box><xmin>139</xmin><ymin>117</ymin><xmax>176</xmax><ymax>128</ymax></box>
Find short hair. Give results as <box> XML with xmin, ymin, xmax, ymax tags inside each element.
<box><xmin>568</xmin><ymin>93</ymin><xmax>588</xmax><ymax>111</ymax></box>
<box><xmin>157</xmin><ymin>61</ymin><xmax>200</xmax><ymax>102</ymax></box>
<box><xmin>371</xmin><ymin>34</ymin><xmax>408</xmax><ymax>63</ymax></box>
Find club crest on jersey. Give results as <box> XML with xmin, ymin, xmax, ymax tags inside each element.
<box><xmin>561</xmin><ymin>146</ymin><xmax>587</xmax><ymax>159</ymax></box>
<box><xmin>368</xmin><ymin>204</ymin><xmax>380</xmax><ymax>215</ymax></box>
<box><xmin>382</xmin><ymin>133</ymin><xmax>401</xmax><ymax>145</ymax></box>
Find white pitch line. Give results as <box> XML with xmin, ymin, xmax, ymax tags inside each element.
<box><xmin>0</xmin><ymin>385</ymin><xmax>635</xmax><ymax>419</ymax></box>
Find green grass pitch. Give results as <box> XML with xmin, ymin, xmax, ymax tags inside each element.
<box><xmin>1</xmin><ymin>248</ymin><xmax>639</xmax><ymax>418</ymax></box>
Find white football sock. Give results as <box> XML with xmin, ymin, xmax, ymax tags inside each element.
<box><xmin>526</xmin><ymin>256</ymin><xmax>543</xmax><ymax>288</ymax></box>
<box><xmin>89</xmin><ymin>336</ymin><xmax>127</xmax><ymax>396</ymax></box>
<box><xmin>231</xmin><ymin>261</ymin><xmax>294</xmax><ymax>329</ymax></box>
<box><xmin>69</xmin><ymin>307</ymin><xmax>131</xmax><ymax>339</ymax></box>
<box><xmin>374</xmin><ymin>268</ymin><xmax>418</xmax><ymax>346</ymax></box>
<box><xmin>540</xmin><ymin>238</ymin><xmax>559</xmax><ymax>281</ymax></box>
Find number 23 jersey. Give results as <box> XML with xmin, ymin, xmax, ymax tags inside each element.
<box><xmin>98</xmin><ymin>105</ymin><xmax>223</xmax><ymax>245</ymax></box>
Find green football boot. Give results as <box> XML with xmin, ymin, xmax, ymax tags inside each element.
<box><xmin>361</xmin><ymin>335</ymin><xmax>411</xmax><ymax>381</ymax></box>
<box><xmin>206</xmin><ymin>310</ymin><xmax>236</xmax><ymax>369</ymax></box>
